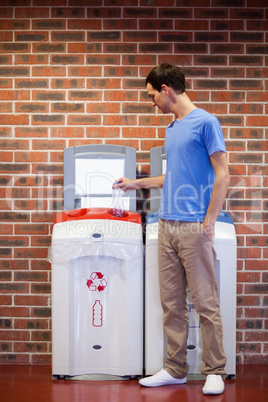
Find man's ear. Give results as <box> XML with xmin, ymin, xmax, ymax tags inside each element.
<box><xmin>161</xmin><ymin>84</ymin><xmax>171</xmax><ymax>95</ymax></box>
<box><xmin>161</xmin><ymin>84</ymin><xmax>169</xmax><ymax>94</ymax></box>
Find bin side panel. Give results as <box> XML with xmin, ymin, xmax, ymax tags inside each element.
<box><xmin>52</xmin><ymin>253</ymin><xmax>143</xmax><ymax>377</ymax></box>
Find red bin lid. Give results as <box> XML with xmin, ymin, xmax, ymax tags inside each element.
<box><xmin>54</xmin><ymin>207</ymin><xmax>142</xmax><ymax>225</ymax></box>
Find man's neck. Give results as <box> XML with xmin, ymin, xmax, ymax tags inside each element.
<box><xmin>173</xmin><ymin>92</ymin><xmax>197</xmax><ymax>120</ymax></box>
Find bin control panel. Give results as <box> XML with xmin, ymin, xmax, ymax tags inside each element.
<box><xmin>64</xmin><ymin>144</ymin><xmax>137</xmax><ymax>211</ymax></box>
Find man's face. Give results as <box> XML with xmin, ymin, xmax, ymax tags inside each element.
<box><xmin>146</xmin><ymin>83</ymin><xmax>170</xmax><ymax>114</ymax></box>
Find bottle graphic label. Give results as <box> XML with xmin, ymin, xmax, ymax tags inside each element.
<box><xmin>92</xmin><ymin>300</ymin><xmax>103</xmax><ymax>327</ymax></box>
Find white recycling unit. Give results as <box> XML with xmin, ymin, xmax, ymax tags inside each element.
<box><xmin>50</xmin><ymin>207</ymin><xmax>143</xmax><ymax>378</ymax></box>
<box><xmin>145</xmin><ymin>211</ymin><xmax>236</xmax><ymax>378</ymax></box>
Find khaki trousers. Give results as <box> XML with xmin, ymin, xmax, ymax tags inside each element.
<box><xmin>158</xmin><ymin>218</ymin><xmax>227</xmax><ymax>379</ymax></box>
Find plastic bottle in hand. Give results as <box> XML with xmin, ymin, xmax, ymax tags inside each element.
<box><xmin>112</xmin><ymin>182</ymin><xmax>124</xmax><ymax>217</ymax></box>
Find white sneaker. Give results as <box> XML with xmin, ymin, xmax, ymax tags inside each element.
<box><xmin>139</xmin><ymin>369</ymin><xmax>187</xmax><ymax>387</ymax></box>
<box><xmin>202</xmin><ymin>374</ymin><xmax>225</xmax><ymax>395</ymax></box>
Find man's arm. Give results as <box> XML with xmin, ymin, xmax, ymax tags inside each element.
<box><xmin>113</xmin><ymin>175</ymin><xmax>165</xmax><ymax>192</ymax></box>
<box><xmin>202</xmin><ymin>151</ymin><xmax>230</xmax><ymax>239</ymax></box>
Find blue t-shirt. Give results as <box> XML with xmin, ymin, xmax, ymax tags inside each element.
<box><xmin>159</xmin><ymin>108</ymin><xmax>226</xmax><ymax>222</ymax></box>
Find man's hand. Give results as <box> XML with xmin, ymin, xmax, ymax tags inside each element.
<box><xmin>113</xmin><ymin>177</ymin><xmax>138</xmax><ymax>192</ymax></box>
<box><xmin>201</xmin><ymin>221</ymin><xmax>215</xmax><ymax>240</ymax></box>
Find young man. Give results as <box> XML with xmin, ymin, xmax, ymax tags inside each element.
<box><xmin>114</xmin><ymin>63</ymin><xmax>230</xmax><ymax>395</ymax></box>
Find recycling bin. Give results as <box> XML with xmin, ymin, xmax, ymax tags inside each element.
<box><xmin>50</xmin><ymin>207</ymin><xmax>144</xmax><ymax>378</ymax></box>
<box><xmin>145</xmin><ymin>211</ymin><xmax>236</xmax><ymax>378</ymax></box>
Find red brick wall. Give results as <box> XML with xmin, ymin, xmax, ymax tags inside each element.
<box><xmin>0</xmin><ymin>0</ymin><xmax>267</xmax><ymax>365</ymax></box>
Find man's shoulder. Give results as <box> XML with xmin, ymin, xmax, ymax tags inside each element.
<box><xmin>196</xmin><ymin>108</ymin><xmax>216</xmax><ymax>121</ymax></box>
<box><xmin>195</xmin><ymin>109</ymin><xmax>220</xmax><ymax>131</ymax></box>
<box><xmin>186</xmin><ymin>108</ymin><xmax>217</xmax><ymax>125</ymax></box>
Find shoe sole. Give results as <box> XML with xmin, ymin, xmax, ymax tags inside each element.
<box><xmin>139</xmin><ymin>379</ymin><xmax>187</xmax><ymax>387</ymax></box>
<box><xmin>203</xmin><ymin>389</ymin><xmax>224</xmax><ymax>395</ymax></box>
